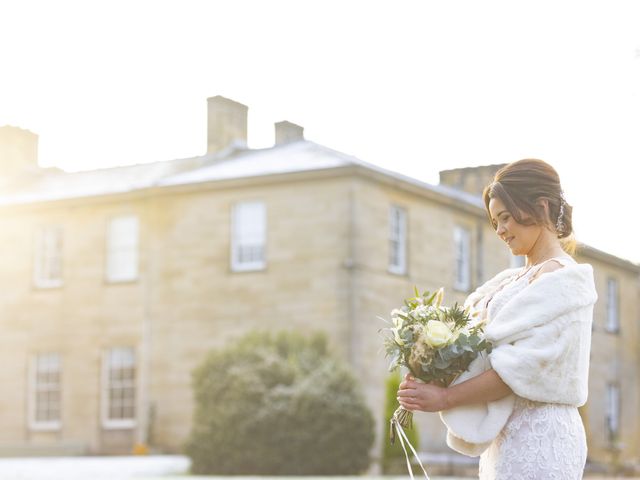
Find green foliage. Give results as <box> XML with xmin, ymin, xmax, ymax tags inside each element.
<box><xmin>413</xmin><ymin>331</ymin><xmax>493</xmax><ymax>384</ymax></box>
<box><xmin>184</xmin><ymin>330</ymin><xmax>375</xmax><ymax>475</ymax></box>
<box><xmin>381</xmin><ymin>286</ymin><xmax>492</xmax><ymax>386</ymax></box>
<box><xmin>381</xmin><ymin>370</ymin><xmax>419</xmax><ymax>474</ymax></box>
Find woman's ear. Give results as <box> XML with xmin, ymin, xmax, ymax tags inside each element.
<box><xmin>536</xmin><ymin>198</ymin><xmax>551</xmax><ymax>223</ymax></box>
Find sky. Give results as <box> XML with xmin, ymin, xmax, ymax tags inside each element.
<box><xmin>1</xmin><ymin>0</ymin><xmax>639</xmax><ymax>264</ymax></box>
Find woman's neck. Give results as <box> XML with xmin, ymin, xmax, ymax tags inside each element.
<box><xmin>525</xmin><ymin>230</ymin><xmax>565</xmax><ymax>267</ymax></box>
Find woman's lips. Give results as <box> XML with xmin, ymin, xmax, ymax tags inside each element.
<box><xmin>507</xmin><ymin>236</ymin><xmax>515</xmax><ymax>245</ymax></box>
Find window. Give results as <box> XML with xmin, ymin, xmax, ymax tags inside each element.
<box><xmin>29</xmin><ymin>353</ymin><xmax>61</xmax><ymax>431</ymax></box>
<box><xmin>34</xmin><ymin>226</ymin><xmax>63</xmax><ymax>288</ymax></box>
<box><xmin>106</xmin><ymin>216</ymin><xmax>139</xmax><ymax>282</ymax></box>
<box><xmin>510</xmin><ymin>254</ymin><xmax>526</xmax><ymax>268</ymax></box>
<box><xmin>476</xmin><ymin>225</ymin><xmax>484</xmax><ymax>284</ymax></box>
<box><xmin>102</xmin><ymin>347</ymin><xmax>136</xmax><ymax>429</ymax></box>
<box><xmin>605</xmin><ymin>278</ymin><xmax>619</xmax><ymax>333</ymax></box>
<box><xmin>231</xmin><ymin>201</ymin><xmax>266</xmax><ymax>271</ymax></box>
<box><xmin>454</xmin><ymin>226</ymin><xmax>471</xmax><ymax>291</ymax></box>
<box><xmin>388</xmin><ymin>205</ymin><xmax>407</xmax><ymax>275</ymax></box>
<box><xmin>605</xmin><ymin>383</ymin><xmax>620</xmax><ymax>441</ymax></box>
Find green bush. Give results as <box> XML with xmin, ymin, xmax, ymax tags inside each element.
<box><xmin>382</xmin><ymin>370</ymin><xmax>420</xmax><ymax>474</ymax></box>
<box><xmin>184</xmin><ymin>330</ymin><xmax>375</xmax><ymax>475</ymax></box>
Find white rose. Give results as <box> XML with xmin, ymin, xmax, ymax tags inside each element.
<box><xmin>423</xmin><ymin>320</ymin><xmax>454</xmax><ymax>348</ymax></box>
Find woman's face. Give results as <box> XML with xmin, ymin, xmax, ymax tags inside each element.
<box><xmin>488</xmin><ymin>196</ymin><xmax>543</xmax><ymax>256</ymax></box>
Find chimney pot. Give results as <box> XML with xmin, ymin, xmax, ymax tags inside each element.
<box><xmin>275</xmin><ymin>121</ymin><xmax>304</xmax><ymax>145</ymax></box>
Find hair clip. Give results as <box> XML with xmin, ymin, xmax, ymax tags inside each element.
<box><xmin>555</xmin><ymin>192</ymin><xmax>566</xmax><ymax>233</ymax></box>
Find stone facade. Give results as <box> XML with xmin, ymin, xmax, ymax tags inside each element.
<box><xmin>0</xmin><ymin>100</ymin><xmax>638</xmax><ymax>474</ymax></box>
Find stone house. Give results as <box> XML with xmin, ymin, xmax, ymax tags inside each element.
<box><xmin>0</xmin><ymin>96</ymin><xmax>637</xmax><ymax>473</ymax></box>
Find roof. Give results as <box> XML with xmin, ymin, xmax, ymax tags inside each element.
<box><xmin>0</xmin><ymin>140</ymin><xmax>483</xmax><ymax>209</ymax></box>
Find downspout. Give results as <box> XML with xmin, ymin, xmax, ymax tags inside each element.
<box><xmin>136</xmin><ymin>194</ymin><xmax>154</xmax><ymax>452</ymax></box>
<box><xmin>346</xmin><ymin>182</ymin><xmax>357</xmax><ymax>366</ymax></box>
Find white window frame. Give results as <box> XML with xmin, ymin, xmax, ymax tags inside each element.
<box><xmin>33</xmin><ymin>226</ymin><xmax>63</xmax><ymax>288</ymax></box>
<box><xmin>476</xmin><ymin>225</ymin><xmax>484</xmax><ymax>285</ymax></box>
<box><xmin>101</xmin><ymin>347</ymin><xmax>137</xmax><ymax>430</ymax></box>
<box><xmin>388</xmin><ymin>205</ymin><xmax>407</xmax><ymax>275</ymax></box>
<box><xmin>106</xmin><ymin>215</ymin><xmax>139</xmax><ymax>283</ymax></box>
<box><xmin>605</xmin><ymin>277</ymin><xmax>619</xmax><ymax>333</ymax></box>
<box><xmin>28</xmin><ymin>353</ymin><xmax>62</xmax><ymax>431</ymax></box>
<box><xmin>510</xmin><ymin>254</ymin><xmax>526</xmax><ymax>268</ymax></box>
<box><xmin>231</xmin><ymin>201</ymin><xmax>267</xmax><ymax>272</ymax></box>
<box><xmin>605</xmin><ymin>383</ymin><xmax>620</xmax><ymax>440</ymax></box>
<box><xmin>453</xmin><ymin>225</ymin><xmax>471</xmax><ymax>291</ymax></box>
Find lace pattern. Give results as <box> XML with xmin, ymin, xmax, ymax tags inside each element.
<box><xmin>479</xmin><ymin>396</ymin><xmax>587</xmax><ymax>479</ymax></box>
<box><xmin>477</xmin><ymin>256</ymin><xmax>587</xmax><ymax>479</ymax></box>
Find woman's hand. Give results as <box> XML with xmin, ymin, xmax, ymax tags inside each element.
<box><xmin>397</xmin><ymin>373</ymin><xmax>448</xmax><ymax>412</ymax></box>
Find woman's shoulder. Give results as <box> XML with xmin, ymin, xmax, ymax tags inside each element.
<box><xmin>489</xmin><ymin>266</ymin><xmax>523</xmax><ymax>284</ymax></box>
<box><xmin>528</xmin><ymin>255</ymin><xmax>577</xmax><ymax>283</ymax></box>
<box><xmin>463</xmin><ymin>267</ymin><xmax>522</xmax><ymax>308</ymax></box>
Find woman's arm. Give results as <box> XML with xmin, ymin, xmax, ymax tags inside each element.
<box><xmin>397</xmin><ymin>368</ymin><xmax>513</xmax><ymax>412</ymax></box>
<box><xmin>445</xmin><ymin>368</ymin><xmax>513</xmax><ymax>408</ymax></box>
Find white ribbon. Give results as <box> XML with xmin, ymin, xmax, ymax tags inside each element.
<box><xmin>391</xmin><ymin>417</ymin><xmax>431</xmax><ymax>480</ymax></box>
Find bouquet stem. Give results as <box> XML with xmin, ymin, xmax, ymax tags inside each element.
<box><xmin>389</xmin><ymin>405</ymin><xmax>413</xmax><ymax>444</ymax></box>
<box><xmin>389</xmin><ymin>408</ymin><xmax>431</xmax><ymax>480</ymax></box>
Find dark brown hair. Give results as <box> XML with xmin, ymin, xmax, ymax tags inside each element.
<box><xmin>482</xmin><ymin>159</ymin><xmax>577</xmax><ymax>256</ymax></box>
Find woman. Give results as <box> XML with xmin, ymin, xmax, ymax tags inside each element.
<box><xmin>397</xmin><ymin>159</ymin><xmax>598</xmax><ymax>479</ymax></box>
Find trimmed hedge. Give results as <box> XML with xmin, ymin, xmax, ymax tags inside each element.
<box><xmin>382</xmin><ymin>370</ymin><xmax>420</xmax><ymax>474</ymax></box>
<box><xmin>184</xmin><ymin>330</ymin><xmax>375</xmax><ymax>475</ymax></box>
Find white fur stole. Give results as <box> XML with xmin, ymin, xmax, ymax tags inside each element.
<box><xmin>439</xmin><ymin>262</ymin><xmax>598</xmax><ymax>457</ymax></box>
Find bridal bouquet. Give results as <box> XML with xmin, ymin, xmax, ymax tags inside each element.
<box><xmin>380</xmin><ymin>287</ymin><xmax>493</xmax><ymax>440</ymax></box>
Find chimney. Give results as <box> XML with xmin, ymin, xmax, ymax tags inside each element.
<box><xmin>0</xmin><ymin>126</ymin><xmax>39</xmax><ymax>176</ymax></box>
<box><xmin>439</xmin><ymin>164</ymin><xmax>507</xmax><ymax>197</ymax></box>
<box><xmin>274</xmin><ymin>121</ymin><xmax>304</xmax><ymax>145</ymax></box>
<box><xmin>207</xmin><ymin>96</ymin><xmax>248</xmax><ymax>154</ymax></box>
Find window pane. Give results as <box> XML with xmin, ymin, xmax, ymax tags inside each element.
<box><xmin>389</xmin><ymin>206</ymin><xmax>406</xmax><ymax>273</ymax></box>
<box><xmin>32</xmin><ymin>353</ymin><xmax>61</xmax><ymax>426</ymax></box>
<box><xmin>34</xmin><ymin>227</ymin><xmax>63</xmax><ymax>287</ymax></box>
<box><xmin>454</xmin><ymin>227</ymin><xmax>470</xmax><ymax>290</ymax></box>
<box><xmin>606</xmin><ymin>278</ymin><xmax>619</xmax><ymax>332</ymax></box>
<box><xmin>106</xmin><ymin>348</ymin><xmax>136</xmax><ymax>421</ymax></box>
<box><xmin>232</xmin><ymin>201</ymin><xmax>266</xmax><ymax>268</ymax></box>
<box><xmin>107</xmin><ymin>216</ymin><xmax>139</xmax><ymax>281</ymax></box>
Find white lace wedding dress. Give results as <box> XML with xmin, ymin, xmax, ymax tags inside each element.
<box><xmin>477</xmin><ymin>256</ymin><xmax>588</xmax><ymax>479</ymax></box>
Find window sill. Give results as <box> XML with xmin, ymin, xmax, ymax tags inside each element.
<box><xmin>29</xmin><ymin>421</ymin><xmax>61</xmax><ymax>432</ymax></box>
<box><xmin>231</xmin><ymin>263</ymin><xmax>267</xmax><ymax>273</ymax></box>
<box><xmin>102</xmin><ymin>419</ymin><xmax>136</xmax><ymax>430</ymax></box>
<box><xmin>453</xmin><ymin>285</ymin><xmax>471</xmax><ymax>293</ymax></box>
<box><xmin>33</xmin><ymin>281</ymin><xmax>63</xmax><ymax>290</ymax></box>
<box><xmin>105</xmin><ymin>277</ymin><xmax>139</xmax><ymax>285</ymax></box>
<box><xmin>388</xmin><ymin>266</ymin><xmax>408</xmax><ymax>276</ymax></box>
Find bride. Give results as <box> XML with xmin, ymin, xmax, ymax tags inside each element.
<box><xmin>397</xmin><ymin>159</ymin><xmax>598</xmax><ymax>479</ymax></box>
